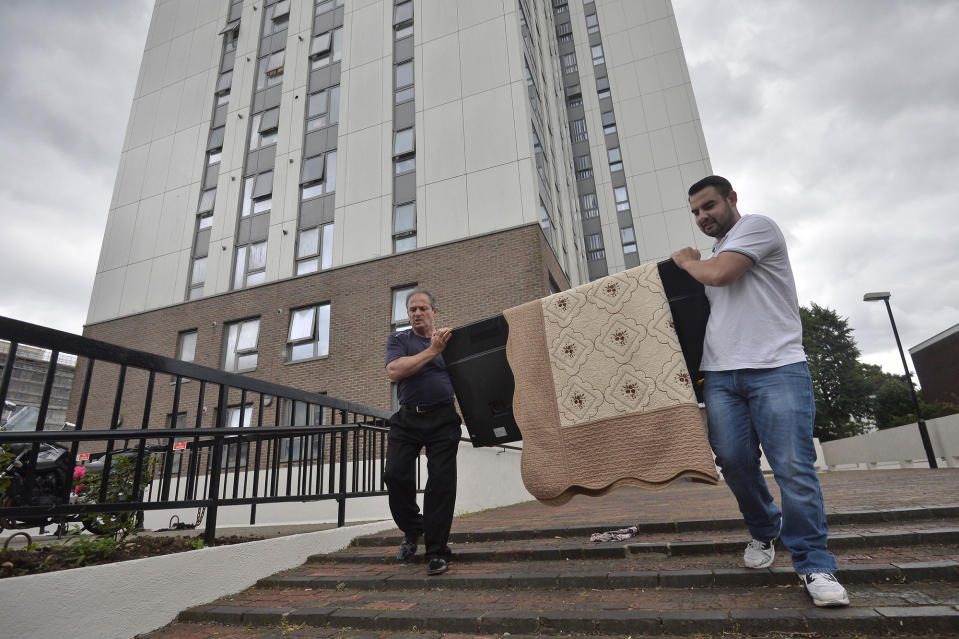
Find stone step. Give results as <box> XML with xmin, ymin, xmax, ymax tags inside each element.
<box><xmin>178</xmin><ymin>582</ymin><xmax>959</xmax><ymax>636</ymax></box>
<box><xmin>314</xmin><ymin>525</ymin><xmax>959</xmax><ymax>564</ymax></box>
<box><xmin>260</xmin><ymin>559</ymin><xmax>959</xmax><ymax>591</ymax></box>
<box><xmin>352</xmin><ymin>505</ymin><xmax>959</xmax><ymax>547</ymax></box>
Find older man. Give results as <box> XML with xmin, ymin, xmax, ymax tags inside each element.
<box><xmin>671</xmin><ymin>175</ymin><xmax>848</xmax><ymax>607</ymax></box>
<box><xmin>384</xmin><ymin>287</ymin><xmax>462</xmax><ymax>576</ymax></box>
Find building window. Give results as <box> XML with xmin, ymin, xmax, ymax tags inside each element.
<box><xmin>394</xmin><ymin>0</ymin><xmax>413</xmax><ymax>26</ymax></box>
<box><xmin>597</xmin><ymin>76</ymin><xmax>611</xmax><ymax>100</ymax></box>
<box><xmin>393</xmin><ymin>128</ymin><xmax>415</xmax><ymax>157</ymax></box>
<box><xmin>556</xmin><ymin>21</ymin><xmax>572</xmax><ymax>42</ymax></box>
<box><xmin>539</xmin><ymin>198</ymin><xmax>553</xmax><ymax>231</ymax></box>
<box><xmin>257</xmin><ymin>51</ymin><xmax>285</xmax><ymax>90</ymax></box>
<box><xmin>614</xmin><ymin>186</ymin><xmax>630</xmax><ymax>211</ymax></box>
<box><xmin>223</xmin><ymin>404</ymin><xmax>253</xmax><ymax>469</ymax></box>
<box><xmin>315</xmin><ymin>0</ymin><xmax>344</xmax><ymax>15</ymax></box>
<box><xmin>393</xmin><ymin>202</ymin><xmax>416</xmax><ymax>253</ymax></box>
<box><xmin>198</xmin><ymin>189</ymin><xmax>216</xmax><ymax>215</ymax></box>
<box><xmin>621</xmin><ymin>226</ymin><xmax>638</xmax><ymax>254</ymax></box>
<box><xmin>264</xmin><ymin>0</ymin><xmax>290</xmax><ymax>35</ymax></box>
<box><xmin>602</xmin><ymin>110</ymin><xmax>616</xmax><ymax>135</ymax></box>
<box><xmin>575</xmin><ymin>154</ymin><xmax>593</xmax><ymax>180</ymax></box>
<box><xmin>223</xmin><ymin>318</ymin><xmax>260</xmax><ymax>372</ymax></box>
<box><xmin>249</xmin><ymin>107</ymin><xmax>279</xmax><ymax>150</ymax></box>
<box><xmin>188</xmin><ymin>257</ymin><xmax>206</xmax><ymax>300</ymax></box>
<box><xmin>585</xmin><ymin>13</ymin><xmax>599</xmax><ymax>34</ymax></box>
<box><xmin>394</xmin><ymin>155</ymin><xmax>415</xmax><ymax>175</ymax></box>
<box><xmin>234</xmin><ymin>241</ymin><xmax>267</xmax><ymax>289</ymax></box>
<box><xmin>395</xmin><ymin>61</ymin><xmax>414</xmax><ymax>103</ymax></box>
<box><xmin>223</xmin><ymin>25</ymin><xmax>239</xmax><ymax>53</ymax></box>
<box><xmin>395</xmin><ymin>23</ymin><xmax>413</xmax><ymax>40</ymax></box>
<box><xmin>288</xmin><ymin>303</ymin><xmax>331</xmax><ymax>361</ymax></box>
<box><xmin>570</xmin><ymin>118</ymin><xmax>587</xmax><ymax>143</ymax></box>
<box><xmin>301</xmin><ymin>150</ymin><xmax>337</xmax><ymax>200</ymax></box>
<box><xmin>311</xmin><ymin>27</ymin><xmax>343</xmax><ymax>69</ymax></box>
<box><xmin>608</xmin><ymin>147</ymin><xmax>623</xmax><ymax>172</ymax></box>
<box><xmin>215</xmin><ymin>70</ymin><xmax>232</xmax><ymax>95</ymax></box>
<box><xmin>591</xmin><ymin>44</ymin><xmax>605</xmax><ymax>66</ymax></box>
<box><xmin>585</xmin><ymin>233</ymin><xmax>605</xmax><ymax>261</ymax></box>
<box><xmin>296</xmin><ymin>222</ymin><xmax>334</xmax><ymax>275</ymax></box>
<box><xmin>307</xmin><ymin>85</ymin><xmax>340</xmax><ymax>131</ymax></box>
<box><xmin>553</xmin><ymin>0</ymin><xmax>568</xmax><ymax>14</ymax></box>
<box><xmin>562</xmin><ymin>52</ymin><xmax>578</xmax><ymax>74</ymax></box>
<box><xmin>242</xmin><ymin>171</ymin><xmax>273</xmax><ymax>217</ymax></box>
<box><xmin>391</xmin><ymin>285</ymin><xmax>417</xmax><ymax>329</ymax></box>
<box><xmin>567</xmin><ymin>91</ymin><xmax>582</xmax><ymax>107</ymax></box>
<box><xmin>581</xmin><ymin>192</ymin><xmax>599</xmax><ymax>219</ymax></box>
<box><xmin>177</xmin><ymin>330</ymin><xmax>197</xmax><ymax>363</ymax></box>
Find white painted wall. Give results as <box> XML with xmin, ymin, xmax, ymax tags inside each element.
<box><xmin>821</xmin><ymin>413</ymin><xmax>959</xmax><ymax>470</ymax></box>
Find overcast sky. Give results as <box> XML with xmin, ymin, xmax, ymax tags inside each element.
<box><xmin>1</xmin><ymin>0</ymin><xmax>957</xmax><ymax>379</ymax></box>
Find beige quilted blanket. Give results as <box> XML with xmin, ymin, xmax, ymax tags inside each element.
<box><xmin>503</xmin><ymin>263</ymin><xmax>718</xmax><ymax>505</ymax></box>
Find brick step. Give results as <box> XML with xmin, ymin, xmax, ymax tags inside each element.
<box><xmin>260</xmin><ymin>558</ymin><xmax>959</xmax><ymax>591</ymax></box>
<box><xmin>316</xmin><ymin>525</ymin><xmax>959</xmax><ymax>564</ymax></box>
<box><xmin>352</xmin><ymin>504</ymin><xmax>959</xmax><ymax>547</ymax></box>
<box><xmin>178</xmin><ymin>582</ymin><xmax>959</xmax><ymax>636</ymax></box>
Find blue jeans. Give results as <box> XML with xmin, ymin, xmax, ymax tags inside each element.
<box><xmin>703</xmin><ymin>361</ymin><xmax>837</xmax><ymax>575</ymax></box>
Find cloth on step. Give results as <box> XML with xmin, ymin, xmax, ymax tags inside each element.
<box><xmin>503</xmin><ymin>263</ymin><xmax>718</xmax><ymax>505</ymax></box>
<box><xmin>589</xmin><ymin>526</ymin><xmax>639</xmax><ymax>543</ymax></box>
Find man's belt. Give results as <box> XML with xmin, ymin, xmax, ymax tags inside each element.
<box><xmin>401</xmin><ymin>401</ymin><xmax>454</xmax><ymax>414</ymax></box>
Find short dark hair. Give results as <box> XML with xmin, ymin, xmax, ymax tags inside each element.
<box><xmin>406</xmin><ymin>287</ymin><xmax>436</xmax><ymax>309</ymax></box>
<box><xmin>688</xmin><ymin>175</ymin><xmax>733</xmax><ymax>199</ymax></box>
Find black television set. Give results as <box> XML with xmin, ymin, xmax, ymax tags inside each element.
<box><xmin>445</xmin><ymin>260</ymin><xmax>709</xmax><ymax>447</ymax></box>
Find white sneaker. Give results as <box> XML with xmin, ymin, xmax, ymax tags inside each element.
<box><xmin>743</xmin><ymin>538</ymin><xmax>776</xmax><ymax>569</ymax></box>
<box><xmin>800</xmin><ymin>572</ymin><xmax>850</xmax><ymax>607</ymax></box>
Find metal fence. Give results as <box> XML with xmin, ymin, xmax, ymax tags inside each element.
<box><xmin>0</xmin><ymin>316</ymin><xmax>397</xmax><ymax>545</ymax></box>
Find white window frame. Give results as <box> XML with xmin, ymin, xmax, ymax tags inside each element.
<box><xmin>287</xmin><ymin>303</ymin><xmax>331</xmax><ymax>361</ymax></box>
<box><xmin>223</xmin><ymin>318</ymin><xmax>260</xmax><ymax>372</ymax></box>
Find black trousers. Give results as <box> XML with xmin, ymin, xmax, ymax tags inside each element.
<box><xmin>383</xmin><ymin>404</ymin><xmax>461</xmax><ymax>559</ymax></box>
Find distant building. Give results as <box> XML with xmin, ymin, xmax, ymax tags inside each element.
<box><xmin>910</xmin><ymin>323</ymin><xmax>959</xmax><ymax>411</ymax></box>
<box><xmin>0</xmin><ymin>341</ymin><xmax>76</xmax><ymax>428</ymax></box>
<box><xmin>78</xmin><ymin>0</ymin><xmax>712</xmax><ymax>424</ymax></box>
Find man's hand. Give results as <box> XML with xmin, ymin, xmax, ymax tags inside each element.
<box><xmin>430</xmin><ymin>327</ymin><xmax>453</xmax><ymax>353</ymax></box>
<box><xmin>671</xmin><ymin>247</ymin><xmax>701</xmax><ymax>270</ymax></box>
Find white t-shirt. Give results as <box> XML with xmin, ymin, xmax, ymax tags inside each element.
<box><xmin>700</xmin><ymin>214</ymin><xmax>806</xmax><ymax>371</ymax></box>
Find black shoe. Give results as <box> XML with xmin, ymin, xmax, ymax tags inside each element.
<box><xmin>427</xmin><ymin>557</ymin><xmax>449</xmax><ymax>575</ymax></box>
<box><xmin>396</xmin><ymin>537</ymin><xmax>417</xmax><ymax>561</ymax></box>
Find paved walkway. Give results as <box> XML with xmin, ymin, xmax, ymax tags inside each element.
<box><xmin>438</xmin><ymin>468</ymin><xmax>959</xmax><ymax>536</ymax></box>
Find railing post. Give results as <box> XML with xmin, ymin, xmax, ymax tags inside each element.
<box><xmin>205</xmin><ymin>384</ymin><xmax>229</xmax><ymax>547</ymax></box>
<box><xmin>337</xmin><ymin>429</ymin><xmax>348</xmax><ymax>527</ymax></box>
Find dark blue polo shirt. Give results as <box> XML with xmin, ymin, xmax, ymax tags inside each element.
<box><xmin>385</xmin><ymin>329</ymin><xmax>455</xmax><ymax>407</ymax></box>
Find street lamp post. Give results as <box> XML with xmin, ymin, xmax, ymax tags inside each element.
<box><xmin>863</xmin><ymin>291</ymin><xmax>938</xmax><ymax>468</ymax></box>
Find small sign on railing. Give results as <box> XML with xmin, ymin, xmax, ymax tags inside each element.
<box><xmin>173</xmin><ymin>441</ymin><xmax>187</xmax><ymax>451</ymax></box>
<box><xmin>76</xmin><ymin>453</ymin><xmax>90</xmax><ymax>462</ymax></box>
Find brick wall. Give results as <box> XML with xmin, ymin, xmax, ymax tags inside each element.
<box><xmin>69</xmin><ymin>224</ymin><xmax>570</xmax><ymax>436</ymax></box>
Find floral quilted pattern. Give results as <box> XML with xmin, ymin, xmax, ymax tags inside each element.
<box><xmin>543</xmin><ymin>263</ymin><xmax>697</xmax><ymax>428</ymax></box>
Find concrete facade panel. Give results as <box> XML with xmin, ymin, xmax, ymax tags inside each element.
<box><xmin>118</xmin><ymin>260</ymin><xmax>153</xmax><ymax>317</ymax></box>
<box><xmin>459</xmin><ymin>17</ymin><xmax>510</xmax><ymax>97</ymax></box>
<box><xmin>130</xmin><ymin>194</ymin><xmax>164</xmax><ymax>264</ymax></box>
<box><xmin>418</xmin><ymin>0</ymin><xmax>459</xmax><ymax>43</ymax></box>
<box><xmin>422</xmin><ymin>176</ymin><xmax>468</xmax><ymax>246</ymax></box>
<box><xmin>466</xmin><ymin>163</ymin><xmax>523</xmax><ymax>235</ymax></box>
<box><xmin>462</xmin><ymin>85</ymin><xmax>519</xmax><ymax>173</ymax></box>
<box><xmin>420</xmin><ymin>34</ymin><xmax>462</xmax><ymax>110</ymax></box>
<box><xmin>422</xmin><ymin>101</ymin><xmax>466</xmax><ymax>184</ymax></box>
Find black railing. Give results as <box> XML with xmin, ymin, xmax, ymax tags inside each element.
<box><xmin>0</xmin><ymin>316</ymin><xmax>397</xmax><ymax>546</ymax></box>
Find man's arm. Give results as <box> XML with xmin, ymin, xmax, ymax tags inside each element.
<box><xmin>671</xmin><ymin>247</ymin><xmax>753</xmax><ymax>287</ymax></box>
<box><xmin>386</xmin><ymin>328</ymin><xmax>453</xmax><ymax>382</ymax></box>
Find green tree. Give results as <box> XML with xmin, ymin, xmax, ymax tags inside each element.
<box><xmin>864</xmin><ymin>363</ymin><xmax>959</xmax><ymax>429</ymax></box>
<box><xmin>800</xmin><ymin>303</ymin><xmax>873</xmax><ymax>441</ymax></box>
